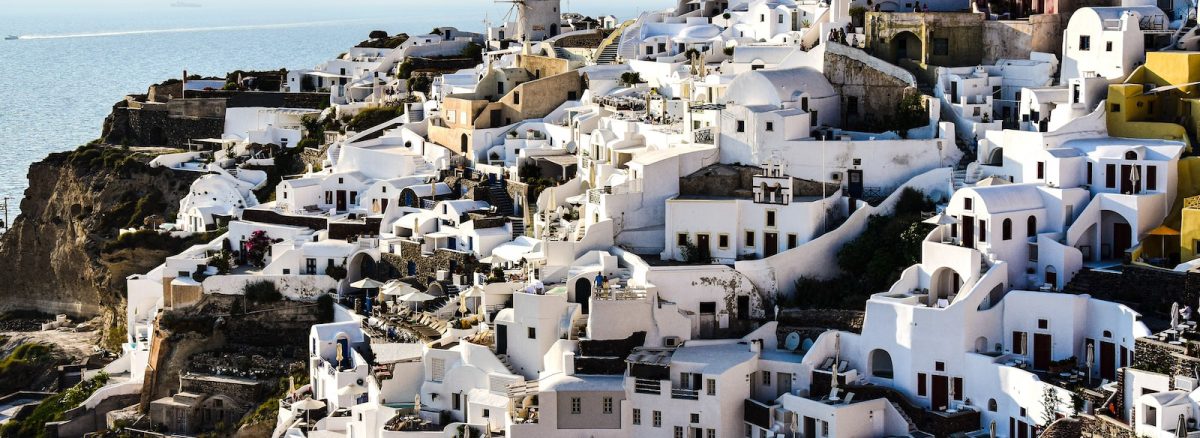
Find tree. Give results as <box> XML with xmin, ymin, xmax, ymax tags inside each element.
<box><xmin>369</xmin><ymin>30</ymin><xmax>389</xmax><ymax>39</ymax></box>
<box><xmin>326</xmin><ymin>264</ymin><xmax>348</xmax><ymax>282</ymax></box>
<box><xmin>619</xmin><ymin>72</ymin><xmax>644</xmax><ymax>87</ymax></box>
<box><xmin>1040</xmin><ymin>386</ymin><xmax>1062</xmax><ymax>427</ymax></box>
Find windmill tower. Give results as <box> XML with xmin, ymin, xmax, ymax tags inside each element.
<box><xmin>498</xmin><ymin>0</ymin><xmax>562</xmax><ymax>43</ymax></box>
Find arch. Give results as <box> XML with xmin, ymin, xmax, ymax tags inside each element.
<box><xmin>974</xmin><ymin>336</ymin><xmax>988</xmax><ymax>353</ymax></box>
<box><xmin>1044</xmin><ymin>265</ymin><xmax>1058</xmax><ymax>290</ymax></box>
<box><xmin>427</xmin><ymin>282</ymin><xmax>445</xmax><ymax>297</ymax></box>
<box><xmin>1103</xmin><ymin>330</ymin><xmax>1112</xmax><ymax>338</ymax></box>
<box><xmin>460</xmin><ymin>134</ymin><xmax>469</xmax><ymax>154</ymax></box>
<box><xmin>575</xmin><ymin>277</ymin><xmax>593</xmax><ymax>314</ymax></box>
<box><xmin>929</xmin><ymin>267</ymin><xmax>963</xmax><ymax>303</ymax></box>
<box><xmin>986</xmin><ymin>147</ymin><xmax>1003</xmax><ymax>166</ymax></box>
<box><xmin>550</xmin><ymin>24</ymin><xmax>559</xmax><ymax>36</ymax></box>
<box><xmin>347</xmin><ymin>252</ymin><xmax>379</xmax><ymax>284</ymax></box>
<box><xmin>869</xmin><ymin>349</ymin><xmax>894</xmax><ymax>378</ymax></box>
<box><xmin>988</xmin><ymin>399</ymin><xmax>998</xmax><ymax>411</ymax></box>
<box><xmin>890</xmin><ymin>31</ymin><xmax>922</xmax><ymax>62</ymax></box>
<box><xmin>404</xmin><ymin>141</ymin><xmax>412</xmax><ymax>148</ymax></box>
<box><xmin>1027</xmin><ymin>215</ymin><xmax>1037</xmax><ymax>237</ymax></box>
<box><xmin>1124</xmin><ymin>150</ymin><xmax>1138</xmax><ymax>160</ymax></box>
<box><xmin>1002</xmin><ymin>218</ymin><xmax>1012</xmax><ymax>240</ymax></box>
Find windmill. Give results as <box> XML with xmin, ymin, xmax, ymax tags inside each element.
<box><xmin>495</xmin><ymin>0</ymin><xmax>561</xmax><ymax>43</ymax></box>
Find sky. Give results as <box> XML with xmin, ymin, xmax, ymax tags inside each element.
<box><xmin>4</xmin><ymin>0</ymin><xmax>656</xmax><ymax>29</ymax></box>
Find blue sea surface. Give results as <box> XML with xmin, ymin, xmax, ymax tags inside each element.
<box><xmin>0</xmin><ymin>1</ymin><xmax>645</xmax><ymax>224</ymax></box>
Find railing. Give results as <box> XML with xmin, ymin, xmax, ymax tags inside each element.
<box><xmin>634</xmin><ymin>378</ymin><xmax>661</xmax><ymax>395</ymax></box>
<box><xmin>670</xmin><ymin>387</ymin><xmax>699</xmax><ymax>400</ymax></box>
<box><xmin>694</xmin><ymin>127</ymin><xmax>714</xmax><ymax>144</ymax></box>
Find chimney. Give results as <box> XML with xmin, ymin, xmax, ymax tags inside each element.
<box><xmin>749</xmin><ymin>339</ymin><xmax>762</xmax><ymax>353</ymax></box>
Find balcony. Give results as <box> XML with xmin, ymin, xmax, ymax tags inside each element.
<box><xmin>671</xmin><ymin>387</ymin><xmax>699</xmax><ymax>400</ymax></box>
<box><xmin>634</xmin><ymin>378</ymin><xmax>662</xmax><ymax>395</ymax></box>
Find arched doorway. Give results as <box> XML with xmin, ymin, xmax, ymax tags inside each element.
<box><xmin>575</xmin><ymin>277</ymin><xmax>592</xmax><ymax>314</ymax></box>
<box><xmin>348</xmin><ymin>253</ymin><xmax>379</xmax><ymax>283</ymax></box>
<box><xmin>929</xmin><ymin>267</ymin><xmax>962</xmax><ymax>306</ymax></box>
<box><xmin>460</xmin><ymin>134</ymin><xmax>469</xmax><ymax>154</ymax></box>
<box><xmin>891</xmin><ymin>31</ymin><xmax>922</xmax><ymax>63</ymax></box>
<box><xmin>974</xmin><ymin>336</ymin><xmax>988</xmax><ymax>353</ymax></box>
<box><xmin>1044</xmin><ymin>265</ymin><xmax>1058</xmax><ymax>290</ymax></box>
<box><xmin>869</xmin><ymin>349</ymin><xmax>893</xmax><ymax>379</ymax></box>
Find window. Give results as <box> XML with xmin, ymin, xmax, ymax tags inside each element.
<box><xmin>706</xmin><ymin>378</ymin><xmax>716</xmax><ymax>396</ymax></box>
<box><xmin>1013</xmin><ymin>331</ymin><xmax>1028</xmax><ymax>355</ymax></box>
<box><xmin>691</xmin><ymin>413</ymin><xmax>700</xmax><ymax>423</ymax></box>
<box><xmin>513</xmin><ymin>91</ymin><xmax>520</xmax><ymax>105</ymax></box>
<box><xmin>1079</xmin><ymin>35</ymin><xmax>1091</xmax><ymax>51</ymax></box>
<box><xmin>1002</xmin><ymin>218</ymin><xmax>1012</xmax><ymax>240</ymax></box>
<box><xmin>1105</xmin><ymin>164</ymin><xmax>1116</xmax><ymax>188</ymax></box>
<box><xmin>676</xmin><ymin>426</ymin><xmax>685</xmax><ymax>438</ymax></box>
<box><xmin>762</xmin><ymin>371</ymin><xmax>771</xmax><ymax>385</ymax></box>
<box><xmin>766</xmin><ymin>211</ymin><xmax>776</xmax><ymax>227</ymax></box>
<box><xmin>1038</xmin><ymin>319</ymin><xmax>1048</xmax><ymax>329</ymax></box>
<box><xmin>760</xmin><ymin>14</ymin><xmax>766</xmax><ymax>22</ymax></box>
<box><xmin>1087</xmin><ymin>162</ymin><xmax>1093</xmax><ymax>184</ymax></box>
<box><xmin>917</xmin><ymin>373</ymin><xmax>927</xmax><ymax>396</ymax></box>
<box><xmin>1106</xmin><ymin>41</ymin><xmax>1113</xmax><ymax>51</ymax></box>
<box><xmin>787</xmin><ymin>234</ymin><xmax>798</xmax><ymax>249</ymax></box>
<box><xmin>653</xmin><ymin>410</ymin><xmax>662</xmax><ymax>427</ymax></box>
<box><xmin>1036</xmin><ymin>161</ymin><xmax>1045</xmax><ymax>179</ymax></box>
<box><xmin>528</xmin><ymin>327</ymin><xmax>536</xmax><ymax>339</ymax></box>
<box><xmin>1145</xmin><ymin>405</ymin><xmax>1157</xmax><ymax>426</ymax></box>
<box><xmin>978</xmin><ymin>219</ymin><xmax>987</xmax><ymax>243</ymax></box>
<box><xmin>677</xmin><ymin>233</ymin><xmax>689</xmax><ymax>246</ymax></box>
<box><xmin>847</xmin><ymin>96</ymin><xmax>859</xmax><ymax>115</ymax></box>
<box><xmin>932</xmin><ymin>38</ymin><xmax>949</xmax><ymax>56</ymax></box>
<box><xmin>1147</xmin><ymin>166</ymin><xmax>1158</xmax><ymax>190</ymax></box>
<box><xmin>718</xmin><ymin>234</ymin><xmax>730</xmax><ymax>249</ymax></box>
<box><xmin>707</xmin><ymin>429</ymin><xmax>717</xmax><ymax>438</ymax></box>
<box><xmin>1111</xmin><ymin>103</ymin><xmax>1121</xmax><ymax>113</ymax></box>
<box><xmin>935</xmin><ymin>361</ymin><xmax>945</xmax><ymax>372</ymax></box>
<box><xmin>778</xmin><ymin>14</ymin><xmax>784</xmax><ymax>23</ymax></box>
<box><xmin>453</xmin><ymin>393</ymin><xmax>462</xmax><ymax>410</ymax></box>
<box><xmin>765</xmin><ymin>121</ymin><xmax>774</xmax><ymax>132</ymax></box>
<box><xmin>737</xmin><ymin>120</ymin><xmax>745</xmax><ymax>132</ymax></box>
<box><xmin>571</xmin><ymin>397</ymin><xmax>581</xmax><ymax>414</ymax></box>
<box><xmin>822</xmin><ymin>421</ymin><xmax>830</xmax><ymax>437</ymax></box>
<box><xmin>988</xmin><ymin>399</ymin><xmax>998</xmax><ymax>411</ymax></box>
<box><xmin>745</xmin><ymin>230</ymin><xmax>755</xmax><ymax>247</ymax></box>
<box><xmin>633</xmin><ymin>408</ymin><xmax>642</xmax><ymax>425</ymax></box>
<box><xmin>603</xmin><ymin>397</ymin><xmax>613</xmax><ymax>414</ymax></box>
<box><xmin>306</xmin><ymin>258</ymin><xmax>317</xmax><ymax>275</ymax></box>
<box><xmin>964</xmin><ymin>197</ymin><xmax>973</xmax><ymax>211</ymax></box>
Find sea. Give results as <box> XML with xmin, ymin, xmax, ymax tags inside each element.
<box><xmin>0</xmin><ymin>0</ymin><xmax>646</xmax><ymax>228</ymax></box>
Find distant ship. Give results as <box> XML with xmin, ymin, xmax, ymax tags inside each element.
<box><xmin>170</xmin><ymin>1</ymin><xmax>201</xmax><ymax>7</ymax></box>
<box><xmin>4</xmin><ymin>35</ymin><xmax>17</xmax><ymax>41</ymax></box>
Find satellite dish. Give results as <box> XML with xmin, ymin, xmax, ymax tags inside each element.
<box><xmin>784</xmin><ymin>332</ymin><xmax>801</xmax><ymax>351</ymax></box>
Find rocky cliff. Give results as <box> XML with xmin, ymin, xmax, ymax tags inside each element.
<box><xmin>0</xmin><ymin>143</ymin><xmax>199</xmax><ymax>345</ymax></box>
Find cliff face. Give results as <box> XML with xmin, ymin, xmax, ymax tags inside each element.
<box><xmin>0</xmin><ymin>145</ymin><xmax>197</xmax><ymax>340</ymax></box>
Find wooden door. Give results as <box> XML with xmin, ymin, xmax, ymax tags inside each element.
<box><xmin>336</xmin><ymin>190</ymin><xmax>347</xmax><ymax>212</ymax></box>
<box><xmin>696</xmin><ymin>234</ymin><xmax>711</xmax><ymax>261</ymax></box>
<box><xmin>1120</xmin><ymin>165</ymin><xmax>1132</xmax><ymax>194</ymax></box>
<box><xmin>1113</xmin><ymin>223</ymin><xmax>1132</xmax><ymax>259</ymax></box>
<box><xmin>764</xmin><ymin>232</ymin><xmax>779</xmax><ymax>257</ymax></box>
<box><xmin>1101</xmin><ymin>341</ymin><xmax>1116</xmax><ymax>380</ymax></box>
<box><xmin>931</xmin><ymin>375</ymin><xmax>949</xmax><ymax>410</ymax></box>
<box><xmin>962</xmin><ymin>216</ymin><xmax>975</xmax><ymax>247</ymax></box>
<box><xmin>737</xmin><ymin>296</ymin><xmax>750</xmax><ymax>320</ymax></box>
<box><xmin>1034</xmin><ymin>333</ymin><xmax>1051</xmax><ymax>370</ymax></box>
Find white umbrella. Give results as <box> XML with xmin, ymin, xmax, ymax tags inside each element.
<box><xmin>350</xmin><ymin>278</ymin><xmax>385</xmax><ymax>289</ymax></box>
<box><xmin>338</xmin><ymin>383</ymin><xmax>369</xmax><ymax>397</ymax></box>
<box><xmin>923</xmin><ymin>212</ymin><xmax>957</xmax><ymax>226</ymax></box>
<box><xmin>1172</xmin><ymin>302</ymin><xmax>1181</xmax><ymax>331</ymax></box>
<box><xmin>399</xmin><ymin>291</ymin><xmax>436</xmax><ymax>302</ymax></box>
<box><xmin>292</xmin><ymin>396</ymin><xmax>326</xmax><ymax>429</ymax></box>
<box><xmin>989</xmin><ymin>420</ymin><xmax>996</xmax><ymax>438</ymax></box>
<box><xmin>382</xmin><ymin>281</ymin><xmax>420</xmax><ymax>296</ymax></box>
<box><xmin>1129</xmin><ymin>165</ymin><xmax>1141</xmax><ymax>193</ymax></box>
<box><xmin>832</xmin><ymin>331</ymin><xmax>841</xmax><ymax>393</ymax></box>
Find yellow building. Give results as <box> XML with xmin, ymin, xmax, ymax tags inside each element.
<box><xmin>1106</xmin><ymin>51</ymin><xmax>1200</xmax><ymax>150</ymax></box>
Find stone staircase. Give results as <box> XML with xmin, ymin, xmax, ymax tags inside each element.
<box><xmin>510</xmin><ymin>217</ymin><xmax>525</xmax><ymax>239</ymax></box>
<box><xmin>407</xmin><ymin>105</ymin><xmax>425</xmax><ymax>123</ymax></box>
<box><xmin>552</xmin><ymin>46</ymin><xmax>573</xmax><ymax>60</ymax></box>
<box><xmin>488</xmin><ymin>184</ymin><xmax>514</xmax><ymax>216</ymax></box>
<box><xmin>890</xmin><ymin>401</ymin><xmax>921</xmax><ymax>435</ymax></box>
<box><xmin>496</xmin><ymin>353</ymin><xmax>519</xmax><ymax>375</ymax></box>
<box><xmin>595</xmin><ymin>44</ymin><xmax>620</xmax><ymax>64</ymax></box>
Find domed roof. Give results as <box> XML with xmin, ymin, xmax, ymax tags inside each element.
<box><xmin>724</xmin><ymin>67</ymin><xmax>836</xmax><ymax>107</ymax></box>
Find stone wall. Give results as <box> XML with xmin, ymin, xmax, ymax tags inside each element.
<box><xmin>102</xmin><ymin>104</ymin><xmax>224</xmax><ymax>148</ymax></box>
<box><xmin>823</xmin><ymin>43</ymin><xmax>918</xmax><ymax>129</ymax></box>
<box><xmin>239</xmin><ymin>208</ymin><xmax>329</xmax><ymax>231</ymax></box>
<box><xmin>180</xmin><ymin>374</ymin><xmax>264</xmax><ymax>406</ymax></box>
<box><xmin>380</xmin><ymin>240</ymin><xmax>484</xmax><ymax>287</ymax></box>
<box><xmin>1065</xmin><ymin>265</ymin><xmax>1198</xmax><ymax>318</ymax></box>
<box><xmin>982</xmin><ymin>15</ymin><xmax>1064</xmax><ymax>63</ymax></box>
<box><xmin>1041</xmin><ymin>417</ymin><xmax>1083</xmax><ymax>438</ymax></box>
<box><xmin>864</xmin><ymin>12</ymin><xmax>985</xmax><ymax>68</ymax></box>
<box><xmin>1080</xmin><ymin>413</ymin><xmax>1136</xmax><ymax>437</ymax></box>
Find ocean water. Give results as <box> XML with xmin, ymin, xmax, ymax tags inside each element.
<box><xmin>0</xmin><ymin>0</ymin><xmax>648</xmax><ymax>226</ymax></box>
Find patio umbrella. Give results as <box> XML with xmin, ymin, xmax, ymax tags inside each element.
<box><xmin>923</xmin><ymin>212</ymin><xmax>957</xmax><ymax>225</ymax></box>
<box><xmin>1173</xmin><ymin>302</ymin><xmax>1181</xmax><ymax>331</ymax></box>
<box><xmin>382</xmin><ymin>280</ymin><xmax>420</xmax><ymax>299</ymax></box>
<box><xmin>1179</xmin><ymin>414</ymin><xmax>1188</xmax><ymax>438</ymax></box>
<box><xmin>463</xmin><ymin>285</ymin><xmax>484</xmax><ymax>314</ymax></box>
<box><xmin>414</xmin><ymin>394</ymin><xmax>422</xmax><ymax>412</ymax></box>
<box><xmin>832</xmin><ymin>331</ymin><xmax>841</xmax><ymax>392</ymax></box>
<box><xmin>989</xmin><ymin>420</ymin><xmax>996</xmax><ymax>438</ymax></box>
<box><xmin>1149</xmin><ymin>225</ymin><xmax>1180</xmax><ymax>258</ymax></box>
<box><xmin>399</xmin><ymin>290</ymin><xmax>436</xmax><ymax>311</ymax></box>
<box><xmin>1129</xmin><ymin>165</ymin><xmax>1140</xmax><ymax>194</ymax></box>
<box><xmin>292</xmin><ymin>396</ymin><xmax>326</xmax><ymax>429</ymax></box>
<box><xmin>338</xmin><ymin>383</ymin><xmax>369</xmax><ymax>397</ymax></box>
<box><xmin>350</xmin><ymin>278</ymin><xmax>385</xmax><ymax>289</ymax></box>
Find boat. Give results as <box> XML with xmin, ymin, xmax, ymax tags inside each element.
<box><xmin>4</xmin><ymin>35</ymin><xmax>18</xmax><ymax>41</ymax></box>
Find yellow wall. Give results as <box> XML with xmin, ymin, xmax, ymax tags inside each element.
<box><xmin>1175</xmin><ymin>157</ymin><xmax>1200</xmax><ymax>261</ymax></box>
<box><xmin>1106</xmin><ymin>83</ymin><xmax>1191</xmax><ymax>148</ymax></box>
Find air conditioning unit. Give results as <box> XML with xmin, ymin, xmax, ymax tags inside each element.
<box><xmin>663</xmin><ymin>336</ymin><xmax>682</xmax><ymax>347</ymax></box>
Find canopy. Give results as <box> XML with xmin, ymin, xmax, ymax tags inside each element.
<box><xmin>350</xmin><ymin>278</ymin><xmax>385</xmax><ymax>289</ymax></box>
<box><xmin>399</xmin><ymin>291</ymin><xmax>436</xmax><ymax>302</ymax></box>
<box><xmin>1149</xmin><ymin>225</ymin><xmax>1180</xmax><ymax>236</ymax></box>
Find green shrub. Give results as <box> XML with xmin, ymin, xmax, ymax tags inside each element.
<box><xmin>2</xmin><ymin>372</ymin><xmax>109</xmax><ymax>437</ymax></box>
<box><xmin>245</xmin><ymin>281</ymin><xmax>282</xmax><ymax>303</ymax></box>
<box><xmin>347</xmin><ymin>106</ymin><xmax>405</xmax><ymax>132</ymax></box>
